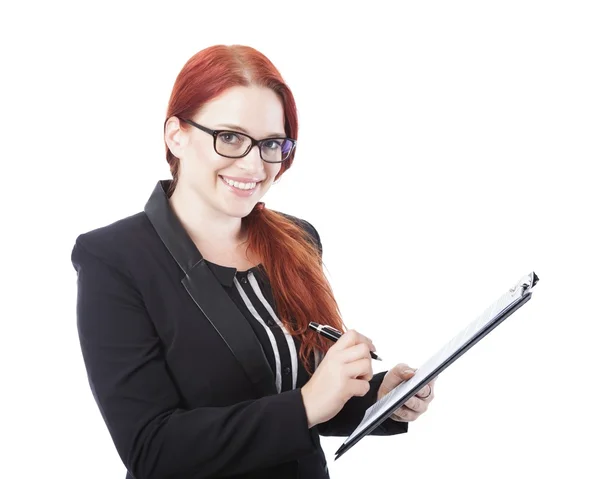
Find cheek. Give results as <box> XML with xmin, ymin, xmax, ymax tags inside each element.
<box><xmin>187</xmin><ymin>152</ymin><xmax>232</xmax><ymax>179</ymax></box>
<box><xmin>268</xmin><ymin>163</ymin><xmax>283</xmax><ymax>180</ymax></box>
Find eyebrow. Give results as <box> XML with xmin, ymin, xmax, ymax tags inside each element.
<box><xmin>216</xmin><ymin>124</ymin><xmax>286</xmax><ymax>138</ymax></box>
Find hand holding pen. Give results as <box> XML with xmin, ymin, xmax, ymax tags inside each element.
<box><xmin>301</xmin><ymin>325</ymin><xmax>380</xmax><ymax>428</ymax></box>
<box><xmin>306</xmin><ymin>322</ymin><xmax>436</xmax><ymax>430</ymax></box>
<box><xmin>309</xmin><ymin>322</ymin><xmax>383</xmax><ymax>361</ymax></box>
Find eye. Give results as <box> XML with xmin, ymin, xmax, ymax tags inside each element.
<box><xmin>218</xmin><ymin>132</ymin><xmax>243</xmax><ymax>144</ymax></box>
<box><xmin>262</xmin><ymin>139</ymin><xmax>283</xmax><ymax>151</ymax></box>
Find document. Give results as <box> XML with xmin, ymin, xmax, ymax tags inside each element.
<box><xmin>334</xmin><ymin>271</ymin><xmax>539</xmax><ymax>460</ymax></box>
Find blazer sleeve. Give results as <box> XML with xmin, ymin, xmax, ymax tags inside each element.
<box><xmin>298</xmin><ymin>219</ymin><xmax>409</xmax><ymax>438</ymax></box>
<box><xmin>72</xmin><ymin>236</ymin><xmax>317</xmax><ymax>479</ymax></box>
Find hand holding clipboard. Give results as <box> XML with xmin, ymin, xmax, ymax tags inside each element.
<box><xmin>333</xmin><ymin>271</ymin><xmax>539</xmax><ymax>460</ymax></box>
<box><xmin>308</xmin><ymin>323</ymin><xmax>436</xmax><ymax>423</ymax></box>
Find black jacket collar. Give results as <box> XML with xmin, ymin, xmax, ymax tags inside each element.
<box><xmin>143</xmin><ymin>179</ymin><xmax>277</xmax><ymax>397</ymax></box>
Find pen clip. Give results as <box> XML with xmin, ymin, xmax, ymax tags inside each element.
<box><xmin>322</xmin><ymin>325</ymin><xmax>342</xmax><ymax>337</ymax></box>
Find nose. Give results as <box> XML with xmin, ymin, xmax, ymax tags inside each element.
<box><xmin>237</xmin><ymin>145</ymin><xmax>264</xmax><ymax>172</ymax></box>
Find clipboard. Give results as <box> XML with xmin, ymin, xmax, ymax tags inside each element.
<box><xmin>334</xmin><ymin>271</ymin><xmax>540</xmax><ymax>460</ymax></box>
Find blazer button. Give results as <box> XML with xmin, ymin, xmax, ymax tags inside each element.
<box><xmin>283</xmin><ymin>366</ymin><xmax>291</xmax><ymax>375</ymax></box>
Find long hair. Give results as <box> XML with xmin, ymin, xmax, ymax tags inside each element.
<box><xmin>164</xmin><ymin>45</ymin><xmax>345</xmax><ymax>374</ymax></box>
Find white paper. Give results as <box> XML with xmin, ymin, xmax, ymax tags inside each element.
<box><xmin>343</xmin><ymin>284</ymin><xmax>527</xmax><ymax>445</ymax></box>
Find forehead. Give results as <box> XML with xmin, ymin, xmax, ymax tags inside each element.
<box><xmin>197</xmin><ymin>85</ymin><xmax>286</xmax><ymax>136</ymax></box>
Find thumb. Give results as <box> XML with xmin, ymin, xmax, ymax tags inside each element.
<box><xmin>393</xmin><ymin>364</ymin><xmax>416</xmax><ymax>380</ymax></box>
<box><xmin>379</xmin><ymin>364</ymin><xmax>412</xmax><ymax>399</ymax></box>
<box><xmin>383</xmin><ymin>363</ymin><xmax>412</xmax><ymax>385</ymax></box>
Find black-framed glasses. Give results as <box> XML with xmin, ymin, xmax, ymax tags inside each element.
<box><xmin>179</xmin><ymin>118</ymin><xmax>297</xmax><ymax>163</ymax></box>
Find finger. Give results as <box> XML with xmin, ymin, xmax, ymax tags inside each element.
<box><xmin>392</xmin><ymin>406</ymin><xmax>419</xmax><ymax>422</ymax></box>
<box><xmin>333</xmin><ymin>329</ymin><xmax>376</xmax><ymax>352</ymax></box>
<box><xmin>390</xmin><ymin>364</ymin><xmax>416</xmax><ymax>382</ymax></box>
<box><xmin>404</xmin><ymin>396</ymin><xmax>428</xmax><ymax>413</ymax></box>
<box><xmin>416</xmin><ymin>384</ymin><xmax>432</xmax><ymax>399</ymax></box>
<box><xmin>348</xmin><ymin>379</ymin><xmax>371</xmax><ymax>398</ymax></box>
<box><xmin>344</xmin><ymin>358</ymin><xmax>373</xmax><ymax>381</ymax></box>
<box><xmin>386</xmin><ymin>363</ymin><xmax>409</xmax><ymax>382</ymax></box>
<box><xmin>340</xmin><ymin>343</ymin><xmax>374</xmax><ymax>363</ymax></box>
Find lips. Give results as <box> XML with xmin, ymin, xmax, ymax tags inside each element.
<box><xmin>220</xmin><ymin>175</ymin><xmax>264</xmax><ymax>184</ymax></box>
<box><xmin>219</xmin><ymin>175</ymin><xmax>260</xmax><ymax>197</ymax></box>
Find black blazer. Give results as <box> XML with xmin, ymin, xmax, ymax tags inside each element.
<box><xmin>72</xmin><ymin>180</ymin><xmax>407</xmax><ymax>479</ymax></box>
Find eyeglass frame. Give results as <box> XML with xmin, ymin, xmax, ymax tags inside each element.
<box><xmin>178</xmin><ymin>117</ymin><xmax>297</xmax><ymax>163</ymax></box>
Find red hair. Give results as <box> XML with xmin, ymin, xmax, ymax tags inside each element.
<box><xmin>164</xmin><ymin>45</ymin><xmax>345</xmax><ymax>374</ymax></box>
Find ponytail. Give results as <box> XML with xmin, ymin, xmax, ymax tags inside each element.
<box><xmin>242</xmin><ymin>203</ymin><xmax>346</xmax><ymax>375</ymax></box>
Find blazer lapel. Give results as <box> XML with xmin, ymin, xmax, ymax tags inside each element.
<box><xmin>144</xmin><ymin>179</ymin><xmax>277</xmax><ymax>397</ymax></box>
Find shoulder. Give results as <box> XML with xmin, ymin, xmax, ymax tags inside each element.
<box><xmin>71</xmin><ymin>211</ymin><xmax>152</xmax><ymax>272</ymax></box>
<box><xmin>270</xmin><ymin>210</ymin><xmax>322</xmax><ymax>254</ymax></box>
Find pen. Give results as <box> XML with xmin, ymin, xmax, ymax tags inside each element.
<box><xmin>308</xmin><ymin>322</ymin><xmax>383</xmax><ymax>361</ymax></box>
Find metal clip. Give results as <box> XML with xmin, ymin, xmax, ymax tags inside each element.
<box><xmin>509</xmin><ymin>271</ymin><xmax>539</xmax><ymax>295</ymax></box>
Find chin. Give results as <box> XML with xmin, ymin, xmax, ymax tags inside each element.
<box><xmin>221</xmin><ymin>203</ymin><xmax>257</xmax><ymax>219</ymax></box>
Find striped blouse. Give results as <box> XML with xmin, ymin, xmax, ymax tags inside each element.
<box><xmin>204</xmin><ymin>260</ymin><xmax>319</xmax><ymax>394</ymax></box>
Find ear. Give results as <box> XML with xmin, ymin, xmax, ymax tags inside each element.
<box><xmin>164</xmin><ymin>116</ymin><xmax>189</xmax><ymax>158</ymax></box>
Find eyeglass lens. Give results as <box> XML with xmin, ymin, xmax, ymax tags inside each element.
<box><xmin>216</xmin><ymin>132</ymin><xmax>294</xmax><ymax>162</ymax></box>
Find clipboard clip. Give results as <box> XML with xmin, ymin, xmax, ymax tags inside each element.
<box><xmin>509</xmin><ymin>271</ymin><xmax>539</xmax><ymax>296</ymax></box>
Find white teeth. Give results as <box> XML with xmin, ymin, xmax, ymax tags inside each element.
<box><xmin>222</xmin><ymin>177</ymin><xmax>257</xmax><ymax>190</ymax></box>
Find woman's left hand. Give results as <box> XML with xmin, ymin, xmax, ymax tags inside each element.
<box><xmin>376</xmin><ymin>363</ymin><xmax>435</xmax><ymax>422</ymax></box>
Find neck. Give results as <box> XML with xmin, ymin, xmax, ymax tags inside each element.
<box><xmin>168</xmin><ymin>182</ymin><xmax>247</xmax><ymax>247</ymax></box>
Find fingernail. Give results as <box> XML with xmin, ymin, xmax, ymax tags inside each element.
<box><xmin>404</xmin><ymin>368</ymin><xmax>415</xmax><ymax>374</ymax></box>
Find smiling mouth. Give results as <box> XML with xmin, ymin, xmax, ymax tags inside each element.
<box><xmin>219</xmin><ymin>175</ymin><xmax>262</xmax><ymax>191</ymax></box>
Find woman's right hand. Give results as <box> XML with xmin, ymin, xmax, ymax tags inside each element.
<box><xmin>300</xmin><ymin>329</ymin><xmax>376</xmax><ymax>428</ymax></box>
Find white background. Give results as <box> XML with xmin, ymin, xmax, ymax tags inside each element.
<box><xmin>1</xmin><ymin>1</ymin><xmax>598</xmax><ymax>477</ymax></box>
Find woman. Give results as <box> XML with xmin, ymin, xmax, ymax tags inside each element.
<box><xmin>72</xmin><ymin>44</ymin><xmax>436</xmax><ymax>479</ymax></box>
